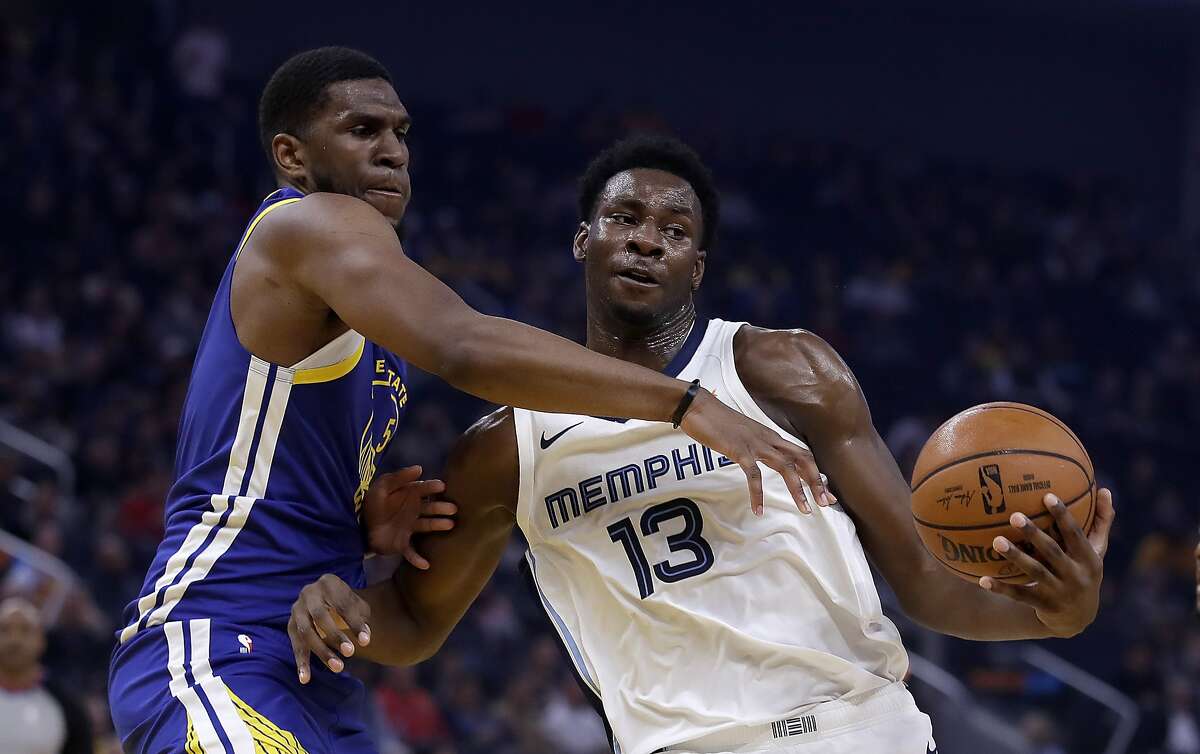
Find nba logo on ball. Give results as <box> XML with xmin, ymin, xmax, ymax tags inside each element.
<box><xmin>978</xmin><ymin>463</ymin><xmax>1006</xmax><ymax>515</ymax></box>
<box><xmin>911</xmin><ymin>402</ymin><xmax>1097</xmax><ymax>584</ymax></box>
<box><xmin>237</xmin><ymin>634</ymin><xmax>253</xmax><ymax>654</ymax></box>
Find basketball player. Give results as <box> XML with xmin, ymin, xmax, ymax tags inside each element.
<box><xmin>289</xmin><ymin>135</ymin><xmax>1117</xmax><ymax>754</ymax></box>
<box><xmin>107</xmin><ymin>50</ymin><xmax>829</xmax><ymax>754</ymax></box>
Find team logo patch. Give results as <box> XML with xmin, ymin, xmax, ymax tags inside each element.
<box><xmin>237</xmin><ymin>633</ymin><xmax>253</xmax><ymax>654</ymax></box>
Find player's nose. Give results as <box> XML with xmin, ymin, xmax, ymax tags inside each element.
<box><xmin>375</xmin><ymin>131</ymin><xmax>409</xmax><ymax>170</ymax></box>
<box><xmin>626</xmin><ymin>222</ymin><xmax>664</xmax><ymax>257</ymax></box>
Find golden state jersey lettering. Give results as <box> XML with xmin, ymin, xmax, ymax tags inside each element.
<box><xmin>354</xmin><ymin>359</ymin><xmax>410</xmax><ymax>511</ymax></box>
<box><xmin>119</xmin><ymin>187</ymin><xmax>412</xmax><ymax>641</ymax></box>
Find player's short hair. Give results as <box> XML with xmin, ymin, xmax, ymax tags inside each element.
<box><xmin>578</xmin><ymin>134</ymin><xmax>720</xmax><ymax>250</ymax></box>
<box><xmin>258</xmin><ymin>46</ymin><xmax>392</xmax><ymax>160</ymax></box>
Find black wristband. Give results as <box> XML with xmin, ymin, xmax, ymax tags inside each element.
<box><xmin>671</xmin><ymin>379</ymin><xmax>702</xmax><ymax>428</ymax></box>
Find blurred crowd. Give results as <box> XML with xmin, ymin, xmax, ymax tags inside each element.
<box><xmin>1</xmin><ymin>6</ymin><xmax>1198</xmax><ymax>754</ymax></box>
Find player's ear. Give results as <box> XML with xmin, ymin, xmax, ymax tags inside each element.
<box><xmin>572</xmin><ymin>221</ymin><xmax>590</xmax><ymax>262</ymax></box>
<box><xmin>272</xmin><ymin>133</ymin><xmax>309</xmax><ymax>189</ymax></box>
<box><xmin>691</xmin><ymin>249</ymin><xmax>706</xmax><ymax>291</ymax></box>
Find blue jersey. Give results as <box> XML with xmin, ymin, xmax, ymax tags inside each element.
<box><xmin>119</xmin><ymin>188</ymin><xmax>409</xmax><ymax>642</ymax></box>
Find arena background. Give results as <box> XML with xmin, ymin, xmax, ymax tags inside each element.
<box><xmin>2</xmin><ymin>1</ymin><xmax>1198</xmax><ymax>752</ymax></box>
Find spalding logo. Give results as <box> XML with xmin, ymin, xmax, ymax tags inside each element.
<box><xmin>938</xmin><ymin>534</ymin><xmax>1005</xmax><ymax>564</ymax></box>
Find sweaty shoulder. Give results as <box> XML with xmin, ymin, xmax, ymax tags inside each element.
<box><xmin>253</xmin><ymin>192</ymin><xmax>399</xmax><ymax>262</ymax></box>
<box><xmin>732</xmin><ymin>326</ymin><xmax>866</xmax><ymax>436</ymax></box>
<box><xmin>444</xmin><ymin>407</ymin><xmax>519</xmax><ymax>516</ymax></box>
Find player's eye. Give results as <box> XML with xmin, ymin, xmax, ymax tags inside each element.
<box><xmin>664</xmin><ymin>225</ymin><xmax>687</xmax><ymax>240</ymax></box>
<box><xmin>611</xmin><ymin>213</ymin><xmax>634</xmax><ymax>225</ymax></box>
<box><xmin>394</xmin><ymin>126</ymin><xmax>409</xmax><ymax>140</ymax></box>
<box><xmin>350</xmin><ymin>125</ymin><xmax>373</xmax><ymax>138</ymax></box>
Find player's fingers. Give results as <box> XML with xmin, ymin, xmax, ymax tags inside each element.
<box><xmin>993</xmin><ymin>533</ymin><xmax>1057</xmax><ymax>586</ymax></box>
<box><xmin>1009</xmin><ymin>511</ymin><xmax>1072</xmax><ymax>577</ymax></box>
<box><xmin>404</xmin><ymin>545</ymin><xmax>432</xmax><ymax>571</ymax></box>
<box><xmin>777</xmin><ymin>442</ymin><xmax>832</xmax><ymax>506</ymax></box>
<box><xmin>323</xmin><ymin>578</ymin><xmax>371</xmax><ymax>647</ymax></box>
<box><xmin>979</xmin><ymin>576</ymin><xmax>1053</xmax><ymax>611</ymax></box>
<box><xmin>1041</xmin><ymin>494</ymin><xmax>1091</xmax><ymax>563</ymax></box>
<box><xmin>290</xmin><ymin>608</ymin><xmax>341</xmax><ymax>679</ymax></box>
<box><xmin>414</xmin><ymin>517</ymin><xmax>455</xmax><ymax>533</ymax></box>
<box><xmin>421</xmin><ymin>500</ymin><xmax>458</xmax><ymax>518</ymax></box>
<box><xmin>737</xmin><ymin>456</ymin><xmax>766</xmax><ymax>517</ymax></box>
<box><xmin>1087</xmin><ymin>488</ymin><xmax>1115</xmax><ymax>560</ymax></box>
<box><xmin>773</xmin><ymin>458</ymin><xmax>812</xmax><ymax>515</ymax></box>
<box><xmin>304</xmin><ymin>597</ymin><xmax>350</xmax><ymax>667</ymax></box>
<box><xmin>286</xmin><ymin>616</ymin><xmax>313</xmax><ymax>684</ymax></box>
<box><xmin>392</xmin><ymin>479</ymin><xmax>446</xmax><ymax>500</ymax></box>
<box><xmin>390</xmin><ymin>465</ymin><xmax>424</xmax><ymax>483</ymax></box>
<box><xmin>311</xmin><ymin>608</ymin><xmax>352</xmax><ymax>670</ymax></box>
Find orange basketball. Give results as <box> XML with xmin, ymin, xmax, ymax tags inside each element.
<box><xmin>910</xmin><ymin>402</ymin><xmax>1096</xmax><ymax>584</ymax></box>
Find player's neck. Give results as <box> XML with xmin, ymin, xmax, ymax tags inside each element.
<box><xmin>585</xmin><ymin>303</ymin><xmax>696</xmax><ymax>373</ymax></box>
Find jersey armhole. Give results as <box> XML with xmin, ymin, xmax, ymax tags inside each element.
<box><xmin>718</xmin><ymin>323</ymin><xmax>812</xmax><ymax>451</ymax></box>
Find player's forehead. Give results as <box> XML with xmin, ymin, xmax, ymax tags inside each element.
<box><xmin>599</xmin><ymin>168</ymin><xmax>699</xmax><ymax>216</ymax></box>
<box><xmin>319</xmin><ymin>78</ymin><xmax>409</xmax><ymax>125</ymax></box>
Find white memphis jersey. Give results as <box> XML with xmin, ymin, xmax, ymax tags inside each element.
<box><xmin>513</xmin><ymin>318</ymin><xmax>909</xmax><ymax>754</ymax></box>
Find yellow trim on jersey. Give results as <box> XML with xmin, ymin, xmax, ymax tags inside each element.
<box><xmin>234</xmin><ymin>195</ymin><xmax>303</xmax><ymax>260</ymax></box>
<box><xmin>225</xmin><ymin>688</ymin><xmax>310</xmax><ymax>754</ymax></box>
<box><xmin>292</xmin><ymin>336</ymin><xmax>366</xmax><ymax>384</ymax></box>
<box><xmin>185</xmin><ymin>718</ymin><xmax>205</xmax><ymax>754</ymax></box>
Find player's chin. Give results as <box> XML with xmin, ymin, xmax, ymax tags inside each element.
<box><xmin>363</xmin><ymin>190</ymin><xmax>409</xmax><ymax>225</ymax></box>
<box><xmin>606</xmin><ymin>295</ymin><xmax>661</xmax><ymax>326</ymax></box>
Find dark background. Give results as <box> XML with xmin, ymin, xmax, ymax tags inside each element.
<box><xmin>1</xmin><ymin>1</ymin><xmax>1198</xmax><ymax>752</ymax></box>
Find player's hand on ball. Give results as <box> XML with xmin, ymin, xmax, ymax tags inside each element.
<box><xmin>980</xmin><ymin>489</ymin><xmax>1116</xmax><ymax>638</ymax></box>
<box><xmin>288</xmin><ymin>574</ymin><xmax>371</xmax><ymax>684</ymax></box>
<box><xmin>363</xmin><ymin>466</ymin><xmax>456</xmax><ymax>569</ymax></box>
<box><xmin>679</xmin><ymin>390</ymin><xmax>834</xmax><ymax>516</ymax></box>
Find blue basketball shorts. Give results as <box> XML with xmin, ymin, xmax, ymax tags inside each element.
<box><xmin>109</xmin><ymin>618</ymin><xmax>376</xmax><ymax>754</ymax></box>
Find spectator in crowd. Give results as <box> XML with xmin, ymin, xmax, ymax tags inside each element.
<box><xmin>0</xmin><ymin>598</ymin><xmax>92</xmax><ymax>754</ymax></box>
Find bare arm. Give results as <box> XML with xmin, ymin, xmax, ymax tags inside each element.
<box><xmin>262</xmin><ymin>193</ymin><xmax>692</xmax><ymax>419</ymax></box>
<box><xmin>734</xmin><ymin>327</ymin><xmax>1114</xmax><ymax>640</ymax></box>
<box><xmin>287</xmin><ymin>408</ymin><xmax>518</xmax><ymax>680</ymax></box>
<box><xmin>255</xmin><ymin>194</ymin><xmax>830</xmax><ymax>514</ymax></box>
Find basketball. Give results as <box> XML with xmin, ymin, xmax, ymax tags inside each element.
<box><xmin>910</xmin><ymin>402</ymin><xmax>1096</xmax><ymax>584</ymax></box>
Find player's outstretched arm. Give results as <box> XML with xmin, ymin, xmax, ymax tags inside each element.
<box><xmin>734</xmin><ymin>327</ymin><xmax>1116</xmax><ymax>640</ymax></box>
<box><xmin>259</xmin><ymin>194</ymin><xmax>828</xmax><ymax>515</ymax></box>
<box><xmin>287</xmin><ymin>409</ymin><xmax>518</xmax><ymax>682</ymax></box>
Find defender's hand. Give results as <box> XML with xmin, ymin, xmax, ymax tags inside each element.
<box><xmin>980</xmin><ymin>489</ymin><xmax>1116</xmax><ymax>638</ymax></box>
<box><xmin>287</xmin><ymin>574</ymin><xmax>370</xmax><ymax>684</ymax></box>
<box><xmin>364</xmin><ymin>466</ymin><xmax>456</xmax><ymax>569</ymax></box>
<box><xmin>679</xmin><ymin>390</ymin><xmax>834</xmax><ymax>516</ymax></box>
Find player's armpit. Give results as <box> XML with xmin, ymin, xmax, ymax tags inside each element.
<box><xmin>353</xmin><ymin>407</ymin><xmax>520</xmax><ymax>666</ymax></box>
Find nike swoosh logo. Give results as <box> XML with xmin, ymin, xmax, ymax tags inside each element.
<box><xmin>540</xmin><ymin>421</ymin><xmax>584</xmax><ymax>450</ymax></box>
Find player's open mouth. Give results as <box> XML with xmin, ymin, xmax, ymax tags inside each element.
<box><xmin>616</xmin><ymin>270</ymin><xmax>659</xmax><ymax>287</ymax></box>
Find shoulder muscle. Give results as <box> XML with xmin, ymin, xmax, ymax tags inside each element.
<box><xmin>733</xmin><ymin>326</ymin><xmax>868</xmax><ymax>438</ymax></box>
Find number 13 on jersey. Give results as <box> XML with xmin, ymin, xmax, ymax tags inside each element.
<box><xmin>607</xmin><ymin>498</ymin><xmax>715</xmax><ymax>599</ymax></box>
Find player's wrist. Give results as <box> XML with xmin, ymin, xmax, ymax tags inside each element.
<box><xmin>670</xmin><ymin>379</ymin><xmax>702</xmax><ymax>428</ymax></box>
<box><xmin>677</xmin><ymin>384</ymin><xmax>715</xmax><ymax>431</ymax></box>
